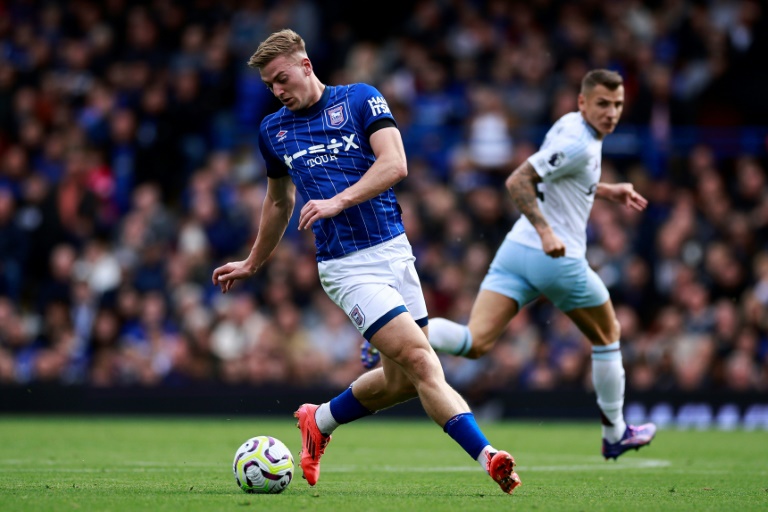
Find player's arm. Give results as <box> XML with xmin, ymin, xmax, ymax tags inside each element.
<box><xmin>595</xmin><ymin>182</ymin><xmax>648</xmax><ymax>211</ymax></box>
<box><xmin>298</xmin><ymin>125</ymin><xmax>406</xmax><ymax>230</ymax></box>
<box><xmin>212</xmin><ymin>176</ymin><xmax>296</xmax><ymax>293</ymax></box>
<box><xmin>505</xmin><ymin>161</ymin><xmax>566</xmax><ymax>258</ymax></box>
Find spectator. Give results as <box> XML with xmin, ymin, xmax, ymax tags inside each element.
<box><xmin>0</xmin><ymin>0</ymin><xmax>764</xmax><ymax>398</ymax></box>
<box><xmin>0</xmin><ymin>187</ymin><xmax>27</xmax><ymax>299</ymax></box>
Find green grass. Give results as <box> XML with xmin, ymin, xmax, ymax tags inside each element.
<box><xmin>0</xmin><ymin>416</ymin><xmax>766</xmax><ymax>511</ymax></box>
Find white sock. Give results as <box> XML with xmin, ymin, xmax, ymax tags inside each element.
<box><xmin>429</xmin><ymin>318</ymin><xmax>473</xmax><ymax>356</ymax></box>
<box><xmin>477</xmin><ymin>445</ymin><xmax>495</xmax><ymax>472</ymax></box>
<box><xmin>314</xmin><ymin>403</ymin><xmax>339</xmax><ymax>436</ymax></box>
<box><xmin>592</xmin><ymin>341</ymin><xmax>627</xmax><ymax>443</ymax></box>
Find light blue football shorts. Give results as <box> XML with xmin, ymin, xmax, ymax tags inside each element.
<box><xmin>318</xmin><ymin>234</ymin><xmax>429</xmax><ymax>341</ymax></box>
<box><xmin>480</xmin><ymin>239</ymin><xmax>609</xmax><ymax>312</ymax></box>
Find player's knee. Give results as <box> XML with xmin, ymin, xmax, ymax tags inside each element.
<box><xmin>593</xmin><ymin>318</ymin><xmax>620</xmax><ymax>345</ymax></box>
<box><xmin>401</xmin><ymin>346</ymin><xmax>438</xmax><ymax>380</ymax></box>
<box><xmin>465</xmin><ymin>332</ymin><xmax>494</xmax><ymax>359</ymax></box>
<box><xmin>465</xmin><ymin>343</ymin><xmax>491</xmax><ymax>359</ymax></box>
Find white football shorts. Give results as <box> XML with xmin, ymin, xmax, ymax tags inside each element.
<box><xmin>318</xmin><ymin>234</ymin><xmax>428</xmax><ymax>340</ymax></box>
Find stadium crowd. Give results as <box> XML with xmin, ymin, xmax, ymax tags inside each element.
<box><xmin>0</xmin><ymin>0</ymin><xmax>766</xmax><ymax>396</ymax></box>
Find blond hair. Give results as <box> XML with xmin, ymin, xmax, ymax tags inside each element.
<box><xmin>247</xmin><ymin>29</ymin><xmax>306</xmax><ymax>69</ymax></box>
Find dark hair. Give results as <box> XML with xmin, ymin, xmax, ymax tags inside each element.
<box><xmin>247</xmin><ymin>29</ymin><xmax>306</xmax><ymax>69</ymax></box>
<box><xmin>581</xmin><ymin>69</ymin><xmax>623</xmax><ymax>94</ymax></box>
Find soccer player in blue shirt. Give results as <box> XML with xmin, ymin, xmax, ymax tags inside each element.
<box><xmin>211</xmin><ymin>29</ymin><xmax>520</xmax><ymax>494</ymax></box>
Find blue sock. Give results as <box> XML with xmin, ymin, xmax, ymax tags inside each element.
<box><xmin>443</xmin><ymin>412</ymin><xmax>489</xmax><ymax>460</ymax></box>
<box><xmin>329</xmin><ymin>387</ymin><xmax>372</xmax><ymax>424</ymax></box>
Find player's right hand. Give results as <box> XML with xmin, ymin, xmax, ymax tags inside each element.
<box><xmin>212</xmin><ymin>261</ymin><xmax>252</xmax><ymax>294</ymax></box>
<box><xmin>541</xmin><ymin>231</ymin><xmax>566</xmax><ymax>258</ymax></box>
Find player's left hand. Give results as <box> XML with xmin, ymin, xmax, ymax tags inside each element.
<box><xmin>298</xmin><ymin>198</ymin><xmax>343</xmax><ymax>230</ymax></box>
<box><xmin>610</xmin><ymin>183</ymin><xmax>648</xmax><ymax>211</ymax></box>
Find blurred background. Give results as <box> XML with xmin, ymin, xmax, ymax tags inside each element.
<box><xmin>0</xmin><ymin>0</ymin><xmax>766</xmax><ymax>427</ymax></box>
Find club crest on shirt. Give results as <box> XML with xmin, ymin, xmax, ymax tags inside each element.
<box><xmin>349</xmin><ymin>304</ymin><xmax>365</xmax><ymax>327</ymax></box>
<box><xmin>548</xmin><ymin>151</ymin><xmax>565</xmax><ymax>168</ymax></box>
<box><xmin>325</xmin><ymin>104</ymin><xmax>347</xmax><ymax>128</ymax></box>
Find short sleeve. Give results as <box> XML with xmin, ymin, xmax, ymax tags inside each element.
<box><xmin>351</xmin><ymin>83</ymin><xmax>397</xmax><ymax>133</ymax></box>
<box><xmin>527</xmin><ymin>133</ymin><xmax>590</xmax><ymax>181</ymax></box>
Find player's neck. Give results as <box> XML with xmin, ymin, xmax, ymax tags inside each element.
<box><xmin>580</xmin><ymin>112</ymin><xmax>605</xmax><ymax>140</ymax></box>
<box><xmin>306</xmin><ymin>80</ymin><xmax>326</xmax><ymax>109</ymax></box>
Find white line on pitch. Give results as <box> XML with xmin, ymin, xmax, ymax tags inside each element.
<box><xmin>0</xmin><ymin>459</ymin><xmax>672</xmax><ymax>472</ymax></box>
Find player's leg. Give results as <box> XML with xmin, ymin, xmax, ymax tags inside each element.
<box><xmin>306</xmin><ymin>311</ymin><xmax>522</xmax><ymax>491</ymax></box>
<box><xmin>357</xmin><ymin>315</ymin><xmax>468</xmax><ymax>419</ymax></box>
<box><xmin>565</xmin><ymin>299</ymin><xmax>626</xmax><ymax>438</ymax></box>
<box><xmin>310</xmin><ymin>237</ymin><xmax>520</xmax><ymax>493</ymax></box>
<box><xmin>428</xmin><ymin>239</ymin><xmax>534</xmax><ymax>358</ymax></box>
<box><xmin>295</xmin><ymin>246</ymin><xmax>397</xmax><ymax>486</ymax></box>
<box><xmin>357</xmin><ymin>317</ymin><xmax>521</xmax><ymax>493</ymax></box>
<box><xmin>559</xmin><ymin>267</ymin><xmax>656</xmax><ymax>459</ymax></box>
<box><xmin>298</xmin><ymin>332</ymin><xmax>420</xmax><ymax>486</ymax></box>
<box><xmin>429</xmin><ymin>290</ymin><xmax>519</xmax><ymax>358</ymax></box>
<box><xmin>464</xmin><ymin>291</ymin><xmax>520</xmax><ymax>358</ymax></box>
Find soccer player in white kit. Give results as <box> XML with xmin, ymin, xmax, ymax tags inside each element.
<box><xmin>427</xmin><ymin>69</ymin><xmax>657</xmax><ymax>459</ymax></box>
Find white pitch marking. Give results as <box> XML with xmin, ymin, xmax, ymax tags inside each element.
<box><xmin>0</xmin><ymin>458</ymin><xmax>671</xmax><ymax>473</ymax></box>
<box><xmin>324</xmin><ymin>459</ymin><xmax>671</xmax><ymax>473</ymax></box>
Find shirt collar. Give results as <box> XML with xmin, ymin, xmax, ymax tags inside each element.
<box><xmin>294</xmin><ymin>85</ymin><xmax>330</xmax><ymax>117</ymax></box>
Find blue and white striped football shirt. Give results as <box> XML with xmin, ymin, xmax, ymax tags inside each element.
<box><xmin>258</xmin><ymin>84</ymin><xmax>405</xmax><ymax>261</ymax></box>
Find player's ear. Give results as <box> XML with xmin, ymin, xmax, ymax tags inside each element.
<box><xmin>577</xmin><ymin>93</ymin><xmax>586</xmax><ymax>111</ymax></box>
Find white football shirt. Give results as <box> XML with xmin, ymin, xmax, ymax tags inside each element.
<box><xmin>507</xmin><ymin>111</ymin><xmax>603</xmax><ymax>258</ymax></box>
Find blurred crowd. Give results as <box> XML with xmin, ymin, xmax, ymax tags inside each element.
<box><xmin>0</xmin><ymin>0</ymin><xmax>767</xmax><ymax>396</ymax></box>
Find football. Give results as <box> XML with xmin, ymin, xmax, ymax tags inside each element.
<box><xmin>232</xmin><ymin>436</ymin><xmax>295</xmax><ymax>494</ymax></box>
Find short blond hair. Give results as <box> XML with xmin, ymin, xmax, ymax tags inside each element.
<box><xmin>247</xmin><ymin>29</ymin><xmax>306</xmax><ymax>69</ymax></box>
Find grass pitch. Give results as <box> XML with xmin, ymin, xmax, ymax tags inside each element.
<box><xmin>0</xmin><ymin>415</ymin><xmax>766</xmax><ymax>511</ymax></box>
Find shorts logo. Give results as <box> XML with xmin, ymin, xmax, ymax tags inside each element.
<box><xmin>548</xmin><ymin>151</ymin><xmax>565</xmax><ymax>167</ymax></box>
<box><xmin>349</xmin><ymin>304</ymin><xmax>365</xmax><ymax>327</ymax></box>
<box><xmin>325</xmin><ymin>104</ymin><xmax>347</xmax><ymax>128</ymax></box>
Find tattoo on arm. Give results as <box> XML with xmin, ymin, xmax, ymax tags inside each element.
<box><xmin>507</xmin><ymin>162</ymin><xmax>550</xmax><ymax>231</ymax></box>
